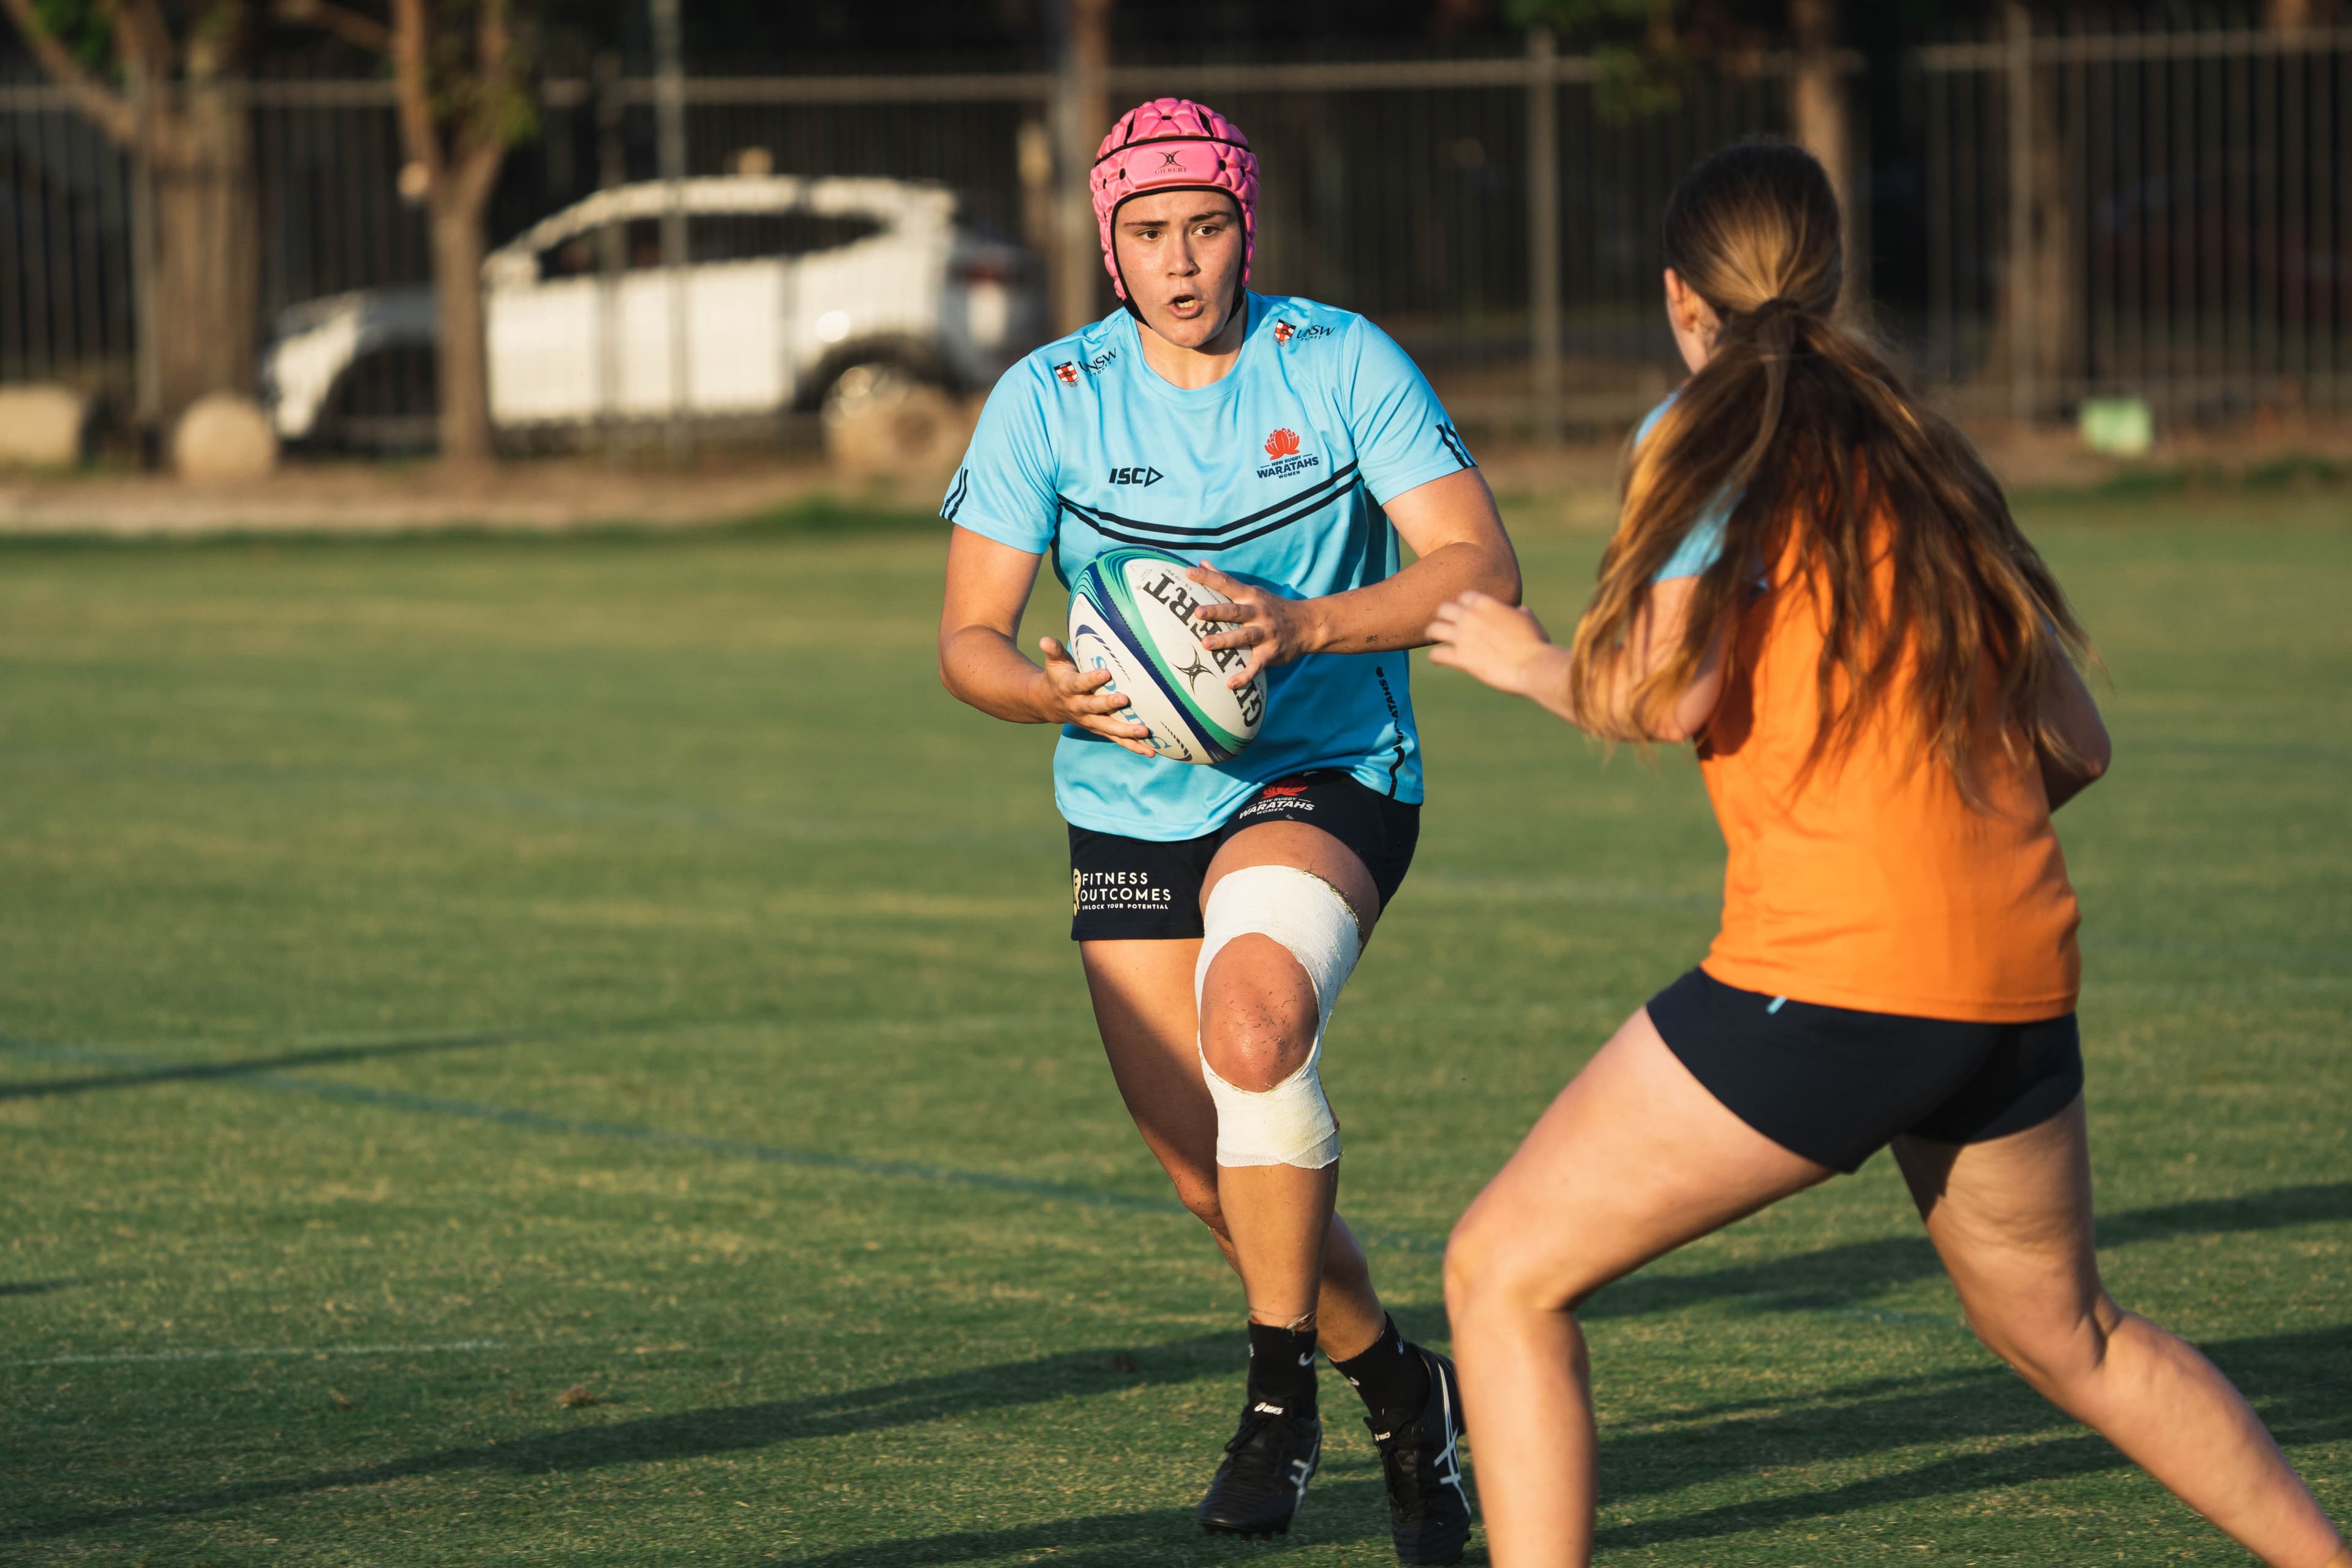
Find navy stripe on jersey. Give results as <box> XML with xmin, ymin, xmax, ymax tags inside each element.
<box><xmin>1058</xmin><ymin>462</ymin><xmax>1363</xmax><ymax>554</ymax></box>
<box><xmin>1435</xmin><ymin>423</ymin><xmax>1473</xmax><ymax>470</ymax></box>
<box><xmin>941</xmin><ymin>467</ymin><xmax>971</xmax><ymax>522</ymax></box>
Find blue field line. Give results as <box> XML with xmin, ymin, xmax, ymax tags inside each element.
<box><xmin>0</xmin><ymin>1033</ymin><xmax>1459</xmax><ymax>1253</ymax></box>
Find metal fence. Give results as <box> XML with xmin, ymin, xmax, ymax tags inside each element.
<box><xmin>4</xmin><ymin>20</ymin><xmax>2347</xmax><ymax>450</ymax></box>
<box><xmin>0</xmin><ymin>47</ymin><xmax>1816</xmax><ymax>445</ymax></box>
<box><xmin>1918</xmin><ymin>11</ymin><xmax>2352</xmax><ymax>421</ymax></box>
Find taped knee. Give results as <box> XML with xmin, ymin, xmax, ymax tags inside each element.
<box><xmin>1195</xmin><ymin>865</ymin><xmax>1363</xmax><ymax>1169</ymax></box>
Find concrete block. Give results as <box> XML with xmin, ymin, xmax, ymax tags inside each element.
<box><xmin>0</xmin><ymin>383</ymin><xmax>90</xmax><ymax>467</ymax></box>
<box><xmin>173</xmin><ymin>393</ymin><xmax>279</xmax><ymax>481</ymax></box>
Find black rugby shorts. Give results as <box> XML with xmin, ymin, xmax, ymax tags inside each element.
<box><xmin>1068</xmin><ymin>769</ymin><xmax>1419</xmax><ymax>942</ymax></box>
<box><xmin>1647</xmin><ymin>967</ymin><xmax>2084</xmax><ymax>1174</ymax></box>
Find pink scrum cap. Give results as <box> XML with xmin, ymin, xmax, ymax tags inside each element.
<box><xmin>1088</xmin><ymin>98</ymin><xmax>1259</xmax><ymax>301</ymax></box>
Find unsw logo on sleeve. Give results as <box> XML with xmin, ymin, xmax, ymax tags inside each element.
<box><xmin>1053</xmin><ymin>348</ymin><xmax>1119</xmax><ymax>386</ymax></box>
<box><xmin>1256</xmin><ymin>427</ymin><xmax>1321</xmax><ymax>481</ymax></box>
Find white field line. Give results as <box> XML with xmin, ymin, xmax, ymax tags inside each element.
<box><xmin>10</xmin><ymin>1338</ymin><xmax>507</xmax><ymax>1368</ymax></box>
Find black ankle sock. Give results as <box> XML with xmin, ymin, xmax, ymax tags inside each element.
<box><xmin>1331</xmin><ymin>1314</ymin><xmax>1431</xmax><ymax>1431</ymax></box>
<box><xmin>1245</xmin><ymin>1321</ymin><xmax>1319</xmax><ymax>1418</ymax></box>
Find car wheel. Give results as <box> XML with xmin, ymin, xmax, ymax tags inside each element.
<box><xmin>317</xmin><ymin>343</ymin><xmax>440</xmax><ymax>454</ymax></box>
<box><xmin>820</xmin><ymin>362</ymin><xmax>967</xmax><ymax>479</ymax></box>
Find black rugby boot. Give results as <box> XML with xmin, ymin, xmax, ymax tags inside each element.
<box><xmin>1196</xmin><ymin>1400</ymin><xmax>1324</xmax><ymax>1539</ymax></box>
<box><xmin>1366</xmin><ymin>1347</ymin><xmax>1472</xmax><ymax>1566</ymax></box>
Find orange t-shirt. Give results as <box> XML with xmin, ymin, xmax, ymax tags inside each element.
<box><xmin>1694</xmin><ymin>532</ymin><xmax>2081</xmax><ymax>1022</ymax></box>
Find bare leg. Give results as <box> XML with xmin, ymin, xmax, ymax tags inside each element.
<box><xmin>1894</xmin><ymin>1100</ymin><xmax>2345</xmax><ymax>1568</ymax></box>
<box><xmin>1196</xmin><ymin>821</ymin><xmax>1384</xmax><ymax>1339</ymax></box>
<box><xmin>1079</xmin><ymin>933</ymin><xmax>1385</xmax><ymax>1357</ymax></box>
<box><xmin>1443</xmin><ymin>1009</ymin><xmax>1830</xmax><ymax>1567</ymax></box>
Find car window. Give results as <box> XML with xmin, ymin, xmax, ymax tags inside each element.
<box><xmin>534</xmin><ymin>210</ymin><xmax>889</xmax><ymax>279</ymax></box>
<box><xmin>537</xmin><ymin>233</ymin><xmax>603</xmax><ymax>281</ymax></box>
<box><xmin>693</xmin><ymin>211</ymin><xmax>885</xmax><ymax>263</ymax></box>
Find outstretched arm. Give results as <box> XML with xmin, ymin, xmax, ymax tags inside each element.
<box><xmin>1185</xmin><ymin>467</ymin><xmax>1521</xmax><ymax>690</ymax></box>
<box><xmin>1425</xmin><ymin>575</ymin><xmax>1725</xmax><ymax>742</ymax></box>
<box><xmin>938</xmin><ymin>525</ymin><xmax>1155</xmax><ymax>756</ymax></box>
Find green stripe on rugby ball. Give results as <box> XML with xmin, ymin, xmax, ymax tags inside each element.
<box><xmin>1074</xmin><ymin>548</ymin><xmax>1265</xmax><ymax>763</ymax></box>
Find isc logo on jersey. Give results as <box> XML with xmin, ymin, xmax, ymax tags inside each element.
<box><xmin>1066</xmin><ymin>548</ymin><xmax>1268</xmax><ymax>765</ymax></box>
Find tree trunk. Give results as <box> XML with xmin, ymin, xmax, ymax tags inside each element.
<box><xmin>1982</xmin><ymin>56</ymin><xmax>2078</xmax><ymax>414</ymax></box>
<box><xmin>2024</xmin><ymin>70</ymin><xmax>2076</xmax><ymax>394</ymax></box>
<box><xmin>1788</xmin><ymin>0</ymin><xmax>1855</xmax><ymax>292</ymax></box>
<box><xmin>1051</xmin><ymin>0</ymin><xmax>1112</xmax><ymax>335</ymax></box>
<box><xmin>429</xmin><ymin>181</ymin><xmax>496</xmax><ymax>461</ymax></box>
<box><xmin>150</xmin><ymin>84</ymin><xmax>257</xmax><ymax>424</ymax></box>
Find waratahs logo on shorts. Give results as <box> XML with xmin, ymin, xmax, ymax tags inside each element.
<box><xmin>1256</xmin><ymin>426</ymin><xmax>1321</xmax><ymax>481</ymax></box>
<box><xmin>1237</xmin><ymin>775</ymin><xmax>1317</xmax><ymax>820</ymax></box>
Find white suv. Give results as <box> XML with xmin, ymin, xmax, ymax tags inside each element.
<box><xmin>261</xmin><ymin>174</ymin><xmax>1042</xmax><ymax>449</ymax></box>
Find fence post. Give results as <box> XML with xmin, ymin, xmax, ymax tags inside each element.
<box><xmin>652</xmin><ymin>0</ymin><xmax>692</xmax><ymax>456</ymax></box>
<box><xmin>595</xmin><ymin>52</ymin><xmax>626</xmax><ymax>446</ymax></box>
<box><xmin>1527</xmin><ymin>27</ymin><xmax>1561</xmax><ymax>447</ymax></box>
<box><xmin>1051</xmin><ymin>0</ymin><xmax>1111</xmax><ymax>336</ymax></box>
<box><xmin>2005</xmin><ymin>2</ymin><xmax>2035</xmax><ymax>423</ymax></box>
<box><xmin>126</xmin><ymin>64</ymin><xmax>162</xmax><ymax>456</ymax></box>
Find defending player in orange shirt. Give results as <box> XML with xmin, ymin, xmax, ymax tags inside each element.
<box><xmin>1425</xmin><ymin>141</ymin><xmax>2348</xmax><ymax>1568</ymax></box>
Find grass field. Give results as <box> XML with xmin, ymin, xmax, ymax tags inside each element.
<box><xmin>2</xmin><ymin>482</ymin><xmax>2347</xmax><ymax>1566</ymax></box>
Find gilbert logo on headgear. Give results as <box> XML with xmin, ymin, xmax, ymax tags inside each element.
<box><xmin>1088</xmin><ymin>97</ymin><xmax>1260</xmax><ymax>307</ymax></box>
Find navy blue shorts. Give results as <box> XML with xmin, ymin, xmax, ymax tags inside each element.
<box><xmin>1646</xmin><ymin>968</ymin><xmax>2084</xmax><ymax>1174</ymax></box>
<box><xmin>1067</xmin><ymin>770</ymin><xmax>1419</xmax><ymax>942</ymax></box>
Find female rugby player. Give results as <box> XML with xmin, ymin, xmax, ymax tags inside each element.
<box><xmin>1428</xmin><ymin>141</ymin><xmax>2346</xmax><ymax>1568</ymax></box>
<box><xmin>937</xmin><ymin>99</ymin><xmax>1518</xmax><ymax>1562</ymax></box>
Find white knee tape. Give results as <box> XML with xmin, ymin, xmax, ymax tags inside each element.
<box><xmin>1196</xmin><ymin>865</ymin><xmax>1364</xmax><ymax>1169</ymax></box>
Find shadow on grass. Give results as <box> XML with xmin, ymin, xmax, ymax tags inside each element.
<box><xmin>0</xmin><ymin>1030</ymin><xmax>522</xmax><ymax>1101</ymax></box>
<box><xmin>15</xmin><ymin>1319</ymin><xmax>2346</xmax><ymax>1553</ymax></box>
<box><xmin>4</xmin><ymin>1332</ymin><xmax>1241</xmax><ymax>1541</ymax></box>
<box><xmin>745</xmin><ymin>1324</ymin><xmax>2351</xmax><ymax>1566</ymax></box>
<box><xmin>758</xmin><ymin>1480</ymin><xmax>1398</xmax><ymax>1568</ymax></box>
<box><xmin>1585</xmin><ymin>1180</ymin><xmax>2352</xmax><ymax>1323</ymax></box>
<box><xmin>1591</xmin><ymin>1322</ymin><xmax>2352</xmax><ymax>1550</ymax></box>
<box><xmin>0</xmin><ymin>1278</ymin><xmax>80</xmax><ymax>1298</ymax></box>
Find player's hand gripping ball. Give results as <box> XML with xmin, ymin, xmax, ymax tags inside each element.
<box><xmin>1067</xmin><ymin>548</ymin><xmax>1269</xmax><ymax>764</ymax></box>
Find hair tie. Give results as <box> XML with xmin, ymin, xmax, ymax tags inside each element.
<box><xmin>1749</xmin><ymin>296</ymin><xmax>1804</xmax><ymax>322</ymax></box>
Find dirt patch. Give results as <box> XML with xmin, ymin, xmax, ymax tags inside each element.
<box><xmin>3</xmin><ymin>413</ymin><xmax>2345</xmax><ymax>538</ymax></box>
<box><xmin>0</xmin><ymin>452</ymin><xmax>944</xmax><ymax>537</ymax></box>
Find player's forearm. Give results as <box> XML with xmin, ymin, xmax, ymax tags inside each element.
<box><xmin>940</xmin><ymin>625</ymin><xmax>1056</xmax><ymax>725</ymax></box>
<box><xmin>1301</xmin><ymin>539</ymin><xmax>1521</xmax><ymax>656</ymax></box>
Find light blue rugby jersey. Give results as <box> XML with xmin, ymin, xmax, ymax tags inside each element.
<box><xmin>1635</xmin><ymin>393</ymin><xmax>1735</xmax><ymax>582</ymax></box>
<box><xmin>942</xmin><ymin>293</ymin><xmax>1476</xmax><ymax>841</ymax></box>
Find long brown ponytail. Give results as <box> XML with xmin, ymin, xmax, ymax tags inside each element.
<box><xmin>1568</xmin><ymin>140</ymin><xmax>2093</xmax><ymax>807</ymax></box>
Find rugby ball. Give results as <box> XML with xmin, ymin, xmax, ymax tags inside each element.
<box><xmin>1067</xmin><ymin>548</ymin><xmax>1268</xmax><ymax>764</ymax></box>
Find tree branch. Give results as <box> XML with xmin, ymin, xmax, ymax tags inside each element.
<box><xmin>0</xmin><ymin>0</ymin><xmax>138</xmax><ymax>145</ymax></box>
<box><xmin>112</xmin><ymin>0</ymin><xmax>181</xmax><ymax>86</ymax></box>
<box><xmin>476</xmin><ymin>0</ymin><xmax>508</xmax><ymax>84</ymax></box>
<box><xmin>387</xmin><ymin>0</ymin><xmax>443</xmax><ymax>189</ymax></box>
<box><xmin>273</xmin><ymin>0</ymin><xmax>391</xmax><ymax>55</ymax></box>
